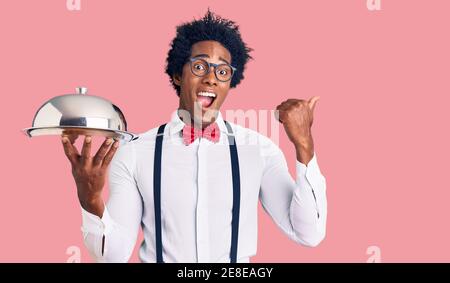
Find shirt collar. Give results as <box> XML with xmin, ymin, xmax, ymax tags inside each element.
<box><xmin>168</xmin><ymin>109</ymin><xmax>228</xmax><ymax>136</ymax></box>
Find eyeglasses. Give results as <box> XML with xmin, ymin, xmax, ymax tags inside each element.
<box><xmin>188</xmin><ymin>57</ymin><xmax>237</xmax><ymax>82</ymax></box>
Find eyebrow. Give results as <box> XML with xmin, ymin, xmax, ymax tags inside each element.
<box><xmin>191</xmin><ymin>54</ymin><xmax>231</xmax><ymax>65</ymax></box>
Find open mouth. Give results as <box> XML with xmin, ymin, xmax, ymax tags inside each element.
<box><xmin>196</xmin><ymin>91</ymin><xmax>216</xmax><ymax>108</ymax></box>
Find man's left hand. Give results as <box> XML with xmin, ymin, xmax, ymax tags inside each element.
<box><xmin>275</xmin><ymin>96</ymin><xmax>320</xmax><ymax>164</ymax></box>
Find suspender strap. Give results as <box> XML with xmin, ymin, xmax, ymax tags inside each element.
<box><xmin>224</xmin><ymin>121</ymin><xmax>241</xmax><ymax>263</ymax></box>
<box><xmin>153</xmin><ymin>121</ymin><xmax>241</xmax><ymax>263</ymax></box>
<box><xmin>153</xmin><ymin>123</ymin><xmax>166</xmax><ymax>263</ymax></box>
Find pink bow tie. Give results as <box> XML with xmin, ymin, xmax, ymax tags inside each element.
<box><xmin>182</xmin><ymin>122</ymin><xmax>220</xmax><ymax>145</ymax></box>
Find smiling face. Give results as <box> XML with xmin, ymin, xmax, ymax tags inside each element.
<box><xmin>173</xmin><ymin>40</ymin><xmax>232</xmax><ymax>129</ymax></box>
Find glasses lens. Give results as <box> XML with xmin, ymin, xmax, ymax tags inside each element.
<box><xmin>215</xmin><ymin>64</ymin><xmax>233</xmax><ymax>81</ymax></box>
<box><xmin>191</xmin><ymin>59</ymin><xmax>209</xmax><ymax>76</ymax></box>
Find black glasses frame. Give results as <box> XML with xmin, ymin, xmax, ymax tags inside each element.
<box><xmin>188</xmin><ymin>57</ymin><xmax>237</xmax><ymax>82</ymax></box>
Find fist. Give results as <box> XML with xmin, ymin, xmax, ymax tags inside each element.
<box><xmin>275</xmin><ymin>96</ymin><xmax>320</xmax><ymax>146</ymax></box>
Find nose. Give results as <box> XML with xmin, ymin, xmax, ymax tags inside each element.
<box><xmin>201</xmin><ymin>66</ymin><xmax>218</xmax><ymax>86</ymax></box>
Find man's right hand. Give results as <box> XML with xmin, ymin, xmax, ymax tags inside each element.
<box><xmin>61</xmin><ymin>134</ymin><xmax>120</xmax><ymax>217</ymax></box>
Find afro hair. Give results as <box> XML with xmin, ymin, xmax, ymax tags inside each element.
<box><xmin>165</xmin><ymin>10</ymin><xmax>253</xmax><ymax>96</ymax></box>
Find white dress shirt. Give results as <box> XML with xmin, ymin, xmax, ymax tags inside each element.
<box><xmin>80</xmin><ymin>110</ymin><xmax>327</xmax><ymax>263</ymax></box>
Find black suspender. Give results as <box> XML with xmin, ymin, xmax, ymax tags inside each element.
<box><xmin>152</xmin><ymin>121</ymin><xmax>241</xmax><ymax>263</ymax></box>
<box><xmin>224</xmin><ymin>121</ymin><xmax>241</xmax><ymax>263</ymax></box>
<box><xmin>153</xmin><ymin>123</ymin><xmax>166</xmax><ymax>263</ymax></box>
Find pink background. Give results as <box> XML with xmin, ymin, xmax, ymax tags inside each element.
<box><xmin>1</xmin><ymin>0</ymin><xmax>449</xmax><ymax>262</ymax></box>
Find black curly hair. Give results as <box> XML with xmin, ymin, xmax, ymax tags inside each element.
<box><xmin>166</xmin><ymin>10</ymin><xmax>253</xmax><ymax>96</ymax></box>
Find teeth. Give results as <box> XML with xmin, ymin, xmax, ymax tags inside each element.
<box><xmin>197</xmin><ymin>91</ymin><xmax>216</xmax><ymax>98</ymax></box>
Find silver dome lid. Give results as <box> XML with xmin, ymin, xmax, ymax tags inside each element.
<box><xmin>22</xmin><ymin>87</ymin><xmax>138</xmax><ymax>142</ymax></box>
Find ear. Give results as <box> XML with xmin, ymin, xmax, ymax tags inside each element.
<box><xmin>173</xmin><ymin>74</ymin><xmax>182</xmax><ymax>86</ymax></box>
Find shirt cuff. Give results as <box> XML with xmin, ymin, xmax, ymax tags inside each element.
<box><xmin>295</xmin><ymin>153</ymin><xmax>325</xmax><ymax>192</ymax></box>
<box><xmin>296</xmin><ymin>152</ymin><xmax>318</xmax><ymax>174</ymax></box>
<box><xmin>81</xmin><ymin>205</ymin><xmax>115</xmax><ymax>236</ymax></box>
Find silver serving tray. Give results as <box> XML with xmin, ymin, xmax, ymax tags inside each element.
<box><xmin>23</xmin><ymin>126</ymin><xmax>137</xmax><ymax>142</ymax></box>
